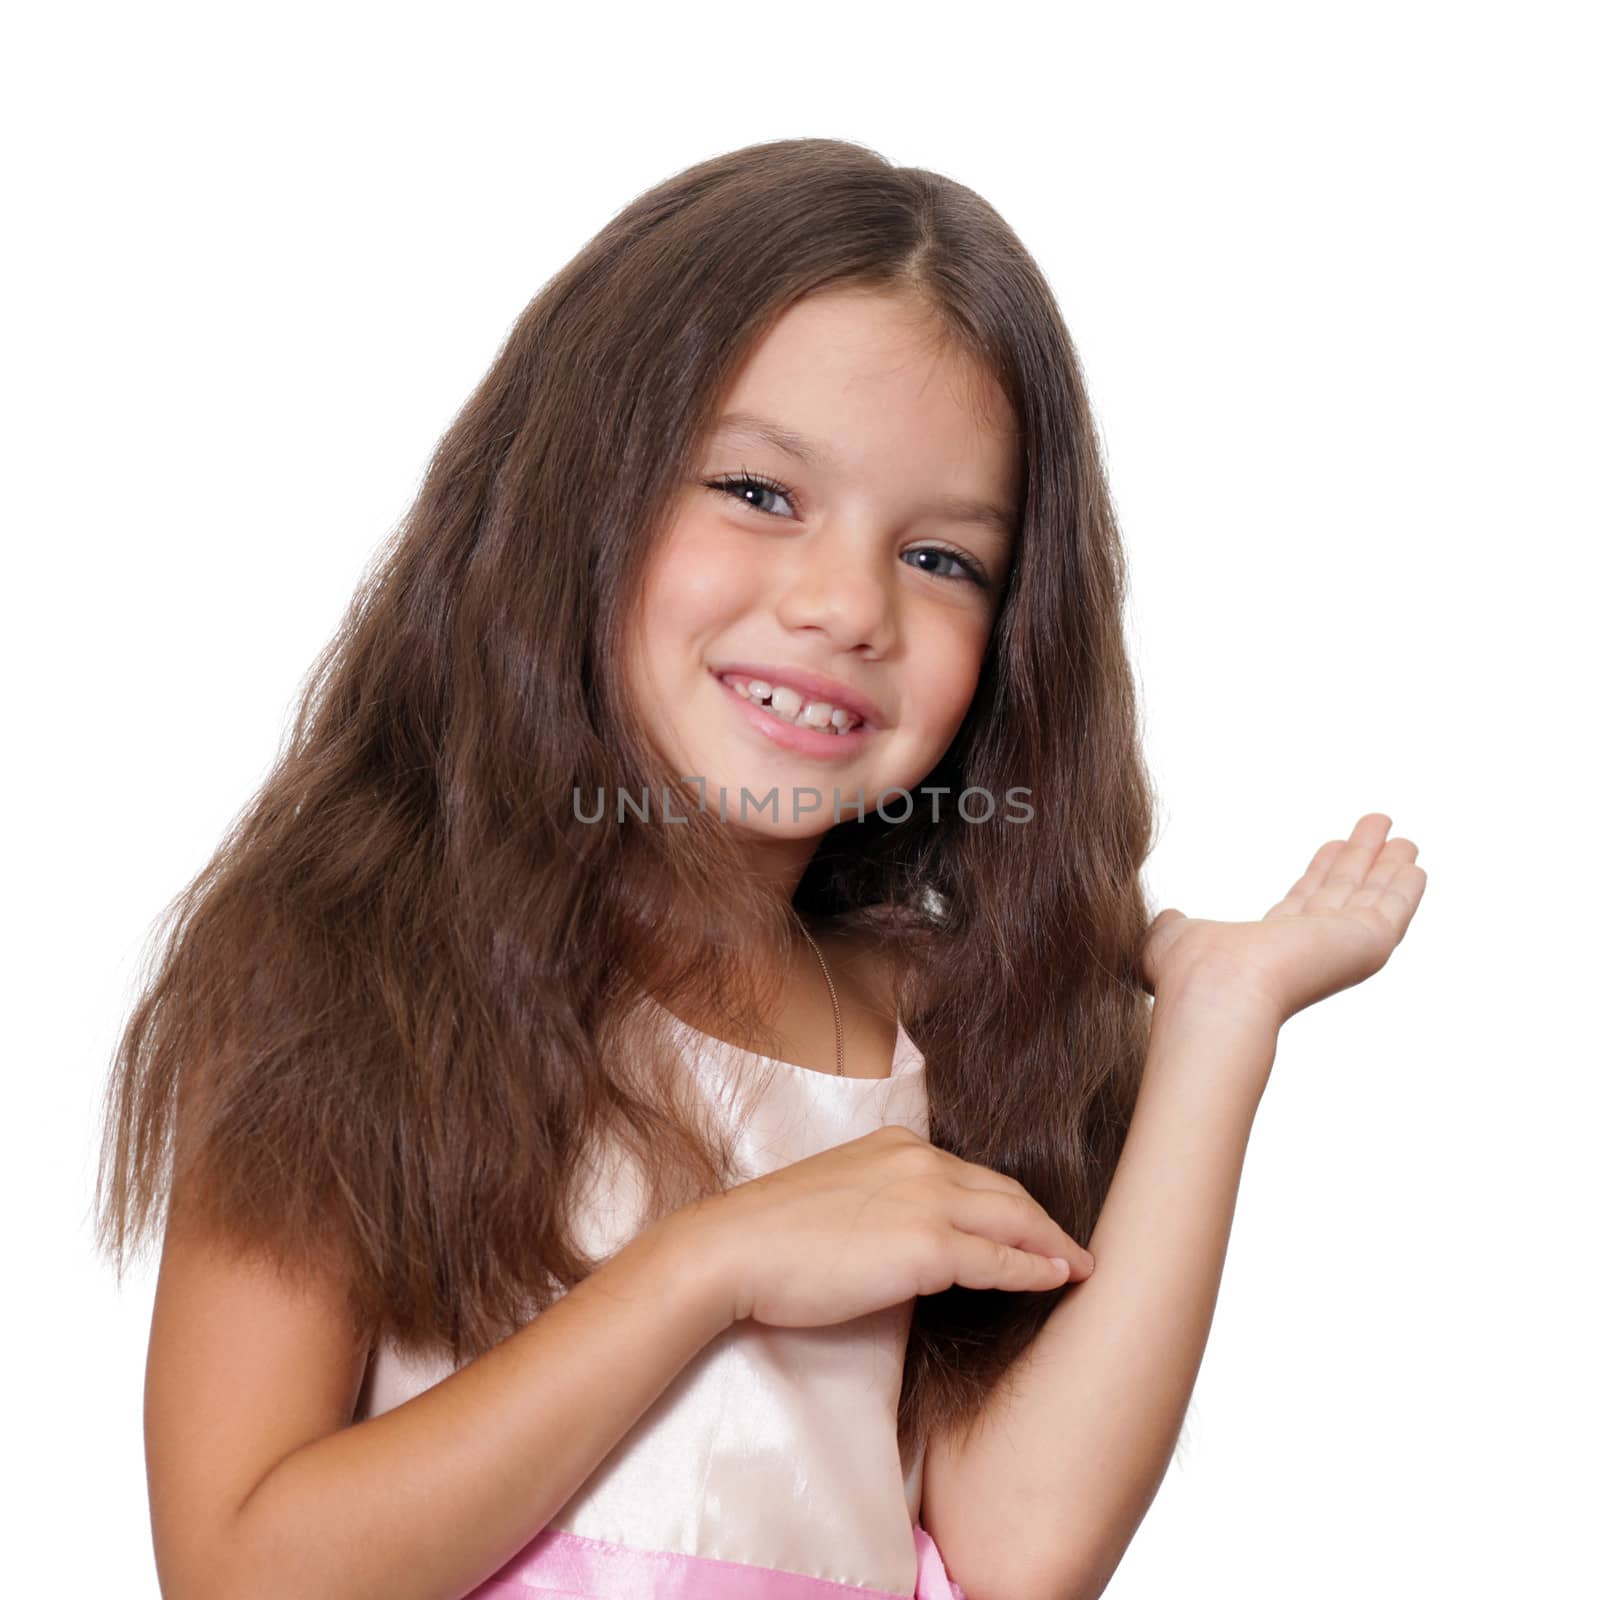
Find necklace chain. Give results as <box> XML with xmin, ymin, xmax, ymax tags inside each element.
<box><xmin>795</xmin><ymin>919</ymin><xmax>845</xmax><ymax>1076</ymax></box>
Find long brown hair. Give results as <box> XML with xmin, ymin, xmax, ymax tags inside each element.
<box><xmin>92</xmin><ymin>136</ymin><xmax>1155</xmax><ymax>1464</ymax></box>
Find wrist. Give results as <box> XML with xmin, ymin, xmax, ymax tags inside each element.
<box><xmin>1156</xmin><ymin>957</ymin><xmax>1288</xmax><ymax>1034</ymax></box>
<box><xmin>1148</xmin><ymin>965</ymin><xmax>1282</xmax><ymax>1104</ymax></box>
<box><xmin>631</xmin><ymin>1198</ymin><xmax>740</xmax><ymax>1340</ymax></box>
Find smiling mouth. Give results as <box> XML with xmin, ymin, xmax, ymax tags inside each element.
<box><xmin>710</xmin><ymin>669</ymin><xmax>875</xmax><ymax>758</ymax></box>
<box><xmin>715</xmin><ymin>672</ymin><xmax>866</xmax><ymax>734</ymax></box>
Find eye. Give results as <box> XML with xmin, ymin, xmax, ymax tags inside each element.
<box><xmin>705</xmin><ymin>470</ymin><xmax>992</xmax><ymax>590</ymax></box>
<box><xmin>902</xmin><ymin>545</ymin><xmax>991</xmax><ymax>589</ymax></box>
<box><xmin>705</xmin><ymin>470</ymin><xmax>797</xmax><ymax>520</ymax></box>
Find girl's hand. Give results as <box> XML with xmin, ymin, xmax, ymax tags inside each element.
<box><xmin>1136</xmin><ymin>811</ymin><xmax>1427</xmax><ymax>1025</ymax></box>
<box><xmin>672</xmin><ymin>1123</ymin><xmax>1095</xmax><ymax>1330</ymax></box>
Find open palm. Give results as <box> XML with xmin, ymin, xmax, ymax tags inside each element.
<box><xmin>1138</xmin><ymin>813</ymin><xmax>1427</xmax><ymax>1024</ymax></box>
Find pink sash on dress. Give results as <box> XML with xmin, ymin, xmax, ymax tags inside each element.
<box><xmin>464</xmin><ymin>1519</ymin><xmax>968</xmax><ymax>1600</ymax></box>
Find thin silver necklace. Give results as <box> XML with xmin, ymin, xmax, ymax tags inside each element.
<box><xmin>795</xmin><ymin>918</ymin><xmax>845</xmax><ymax>1075</ymax></box>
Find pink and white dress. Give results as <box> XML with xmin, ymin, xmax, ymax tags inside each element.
<box><xmin>352</xmin><ymin>1003</ymin><xmax>969</xmax><ymax>1600</ymax></box>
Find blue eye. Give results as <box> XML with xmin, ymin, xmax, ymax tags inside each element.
<box><xmin>704</xmin><ymin>470</ymin><xmax>992</xmax><ymax>589</ymax></box>
<box><xmin>706</xmin><ymin>470</ymin><xmax>797</xmax><ymax>519</ymax></box>
<box><xmin>903</xmin><ymin>545</ymin><xmax>990</xmax><ymax>588</ymax></box>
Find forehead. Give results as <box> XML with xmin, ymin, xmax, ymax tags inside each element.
<box><xmin>708</xmin><ymin>288</ymin><xmax>1021</xmax><ymax>513</ymax></box>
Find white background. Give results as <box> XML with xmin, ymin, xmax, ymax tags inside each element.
<box><xmin>7</xmin><ymin>3</ymin><xmax>1594</xmax><ymax>1595</ymax></box>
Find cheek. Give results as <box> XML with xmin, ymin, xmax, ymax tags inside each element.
<box><xmin>905</xmin><ymin>613</ymin><xmax>990</xmax><ymax>739</ymax></box>
<box><xmin>638</xmin><ymin>517</ymin><xmax>758</xmax><ymax>644</ymax></box>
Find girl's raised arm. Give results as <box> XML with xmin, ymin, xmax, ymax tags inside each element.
<box><xmin>145</xmin><ymin>1204</ymin><xmax>729</xmax><ymax>1600</ymax></box>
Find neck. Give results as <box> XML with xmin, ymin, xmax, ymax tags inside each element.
<box><xmin>730</xmin><ymin>827</ymin><xmax>821</xmax><ymax>906</ymax></box>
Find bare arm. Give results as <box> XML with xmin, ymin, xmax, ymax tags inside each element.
<box><xmin>147</xmin><ymin>1204</ymin><xmax>731</xmax><ymax>1600</ymax></box>
<box><xmin>920</xmin><ymin>973</ymin><xmax>1279</xmax><ymax>1600</ymax></box>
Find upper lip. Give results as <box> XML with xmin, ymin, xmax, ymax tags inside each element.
<box><xmin>710</xmin><ymin>661</ymin><xmax>886</xmax><ymax>728</ymax></box>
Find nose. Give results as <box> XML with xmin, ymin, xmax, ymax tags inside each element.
<box><xmin>771</xmin><ymin>517</ymin><xmax>897</xmax><ymax>650</ymax></box>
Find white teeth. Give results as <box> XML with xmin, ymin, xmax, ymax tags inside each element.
<box><xmin>719</xmin><ymin>674</ymin><xmax>862</xmax><ymax>733</ymax></box>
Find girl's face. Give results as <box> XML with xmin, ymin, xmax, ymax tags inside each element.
<box><xmin>624</xmin><ymin>285</ymin><xmax>1019</xmax><ymax>877</ymax></box>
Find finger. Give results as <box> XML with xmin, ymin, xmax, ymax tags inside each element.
<box><xmin>944</xmin><ymin>1229</ymin><xmax>1077</xmax><ymax>1293</ymax></box>
<box><xmin>945</xmin><ymin>1169</ymin><xmax>1097</xmax><ymax>1274</ymax></box>
<box><xmin>1349</xmin><ymin>860</ymin><xmax>1428</xmax><ymax>943</ymax></box>
<box><xmin>1304</xmin><ymin>813</ymin><xmax>1394</xmax><ymax>914</ymax></box>
<box><xmin>944</xmin><ymin>1186</ymin><xmax>1094</xmax><ymax>1277</ymax></box>
<box><xmin>1346</xmin><ymin>837</ymin><xmax>1419</xmax><ymax>901</ymax></box>
<box><xmin>1274</xmin><ymin>827</ymin><xmax>1415</xmax><ymax>921</ymax></box>
<box><xmin>1272</xmin><ymin>838</ymin><xmax>1348</xmax><ymax>916</ymax></box>
<box><xmin>916</xmin><ymin>1144</ymin><xmax>1040</xmax><ymax>1204</ymax></box>
<box><xmin>1389</xmin><ymin>863</ymin><xmax>1427</xmax><ymax>940</ymax></box>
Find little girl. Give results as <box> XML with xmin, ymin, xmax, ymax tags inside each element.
<box><xmin>96</xmin><ymin>137</ymin><xmax>1425</xmax><ymax>1600</ymax></box>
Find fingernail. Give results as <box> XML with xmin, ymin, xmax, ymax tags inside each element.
<box><xmin>1048</xmin><ymin>1256</ymin><xmax>1070</xmax><ymax>1273</ymax></box>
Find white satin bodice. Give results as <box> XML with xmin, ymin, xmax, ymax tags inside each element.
<box><xmin>353</xmin><ymin>1003</ymin><xmax>932</xmax><ymax>1596</ymax></box>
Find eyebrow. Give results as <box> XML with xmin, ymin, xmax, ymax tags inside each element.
<box><xmin>711</xmin><ymin>410</ymin><xmax>1018</xmax><ymax>537</ymax></box>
